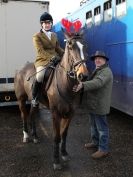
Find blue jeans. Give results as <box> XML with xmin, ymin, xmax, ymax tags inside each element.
<box><xmin>90</xmin><ymin>113</ymin><xmax>109</xmax><ymax>152</ymax></box>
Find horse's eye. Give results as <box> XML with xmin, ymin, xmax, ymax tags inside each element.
<box><xmin>68</xmin><ymin>41</ymin><xmax>72</xmax><ymax>45</ymax></box>
<box><xmin>67</xmin><ymin>41</ymin><xmax>73</xmax><ymax>50</ymax></box>
<box><xmin>68</xmin><ymin>45</ymin><xmax>72</xmax><ymax>50</ymax></box>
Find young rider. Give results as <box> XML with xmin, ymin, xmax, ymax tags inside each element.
<box><xmin>32</xmin><ymin>12</ymin><xmax>64</xmax><ymax>107</ymax></box>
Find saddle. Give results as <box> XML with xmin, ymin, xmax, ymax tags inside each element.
<box><xmin>42</xmin><ymin>56</ymin><xmax>60</xmax><ymax>91</ymax></box>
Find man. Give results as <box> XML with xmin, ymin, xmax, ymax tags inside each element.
<box><xmin>73</xmin><ymin>51</ymin><xmax>113</xmax><ymax>159</ymax></box>
<box><xmin>32</xmin><ymin>12</ymin><xmax>64</xmax><ymax>107</ymax></box>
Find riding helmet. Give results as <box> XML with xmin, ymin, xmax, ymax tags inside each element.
<box><xmin>40</xmin><ymin>12</ymin><xmax>53</xmax><ymax>23</ymax></box>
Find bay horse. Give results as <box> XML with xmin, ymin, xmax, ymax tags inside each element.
<box><xmin>14</xmin><ymin>31</ymin><xmax>88</xmax><ymax>170</ymax></box>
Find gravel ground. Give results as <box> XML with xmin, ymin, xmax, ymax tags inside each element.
<box><xmin>0</xmin><ymin>106</ymin><xmax>133</xmax><ymax>177</ymax></box>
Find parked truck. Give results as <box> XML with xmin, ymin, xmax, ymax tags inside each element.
<box><xmin>0</xmin><ymin>0</ymin><xmax>49</xmax><ymax>106</ymax></box>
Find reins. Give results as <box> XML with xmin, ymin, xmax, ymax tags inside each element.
<box><xmin>54</xmin><ymin>37</ymin><xmax>86</xmax><ymax>103</ymax></box>
<box><xmin>55</xmin><ymin>64</ymin><xmax>76</xmax><ymax>104</ymax></box>
<box><xmin>58</xmin><ymin>58</ymin><xmax>86</xmax><ymax>80</ymax></box>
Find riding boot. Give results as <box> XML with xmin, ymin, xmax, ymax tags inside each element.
<box><xmin>31</xmin><ymin>80</ymin><xmax>42</xmax><ymax>107</ymax></box>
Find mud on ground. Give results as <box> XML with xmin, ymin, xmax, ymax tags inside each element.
<box><xmin>0</xmin><ymin>106</ymin><xmax>133</xmax><ymax>177</ymax></box>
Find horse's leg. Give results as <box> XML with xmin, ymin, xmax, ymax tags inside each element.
<box><xmin>18</xmin><ymin>100</ymin><xmax>29</xmax><ymax>143</ymax></box>
<box><xmin>29</xmin><ymin>105</ymin><xmax>39</xmax><ymax>143</ymax></box>
<box><xmin>60</xmin><ymin>118</ymin><xmax>71</xmax><ymax>161</ymax></box>
<box><xmin>52</xmin><ymin>111</ymin><xmax>62</xmax><ymax>170</ymax></box>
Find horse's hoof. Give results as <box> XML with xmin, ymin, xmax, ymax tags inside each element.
<box><xmin>23</xmin><ymin>138</ymin><xmax>29</xmax><ymax>143</ymax></box>
<box><xmin>33</xmin><ymin>138</ymin><xmax>39</xmax><ymax>144</ymax></box>
<box><xmin>53</xmin><ymin>163</ymin><xmax>62</xmax><ymax>170</ymax></box>
<box><xmin>61</xmin><ymin>155</ymin><xmax>70</xmax><ymax>162</ymax></box>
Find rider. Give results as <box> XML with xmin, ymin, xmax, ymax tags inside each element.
<box><xmin>32</xmin><ymin>12</ymin><xmax>64</xmax><ymax>107</ymax></box>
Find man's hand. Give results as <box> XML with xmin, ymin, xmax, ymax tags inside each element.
<box><xmin>73</xmin><ymin>82</ymin><xmax>83</xmax><ymax>92</ymax></box>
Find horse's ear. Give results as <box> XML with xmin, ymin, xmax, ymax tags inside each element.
<box><xmin>79</xmin><ymin>28</ymin><xmax>84</xmax><ymax>36</ymax></box>
<box><xmin>63</xmin><ymin>30</ymin><xmax>72</xmax><ymax>39</ymax></box>
<box><xmin>61</xmin><ymin>27</ymin><xmax>69</xmax><ymax>39</ymax></box>
<box><xmin>61</xmin><ymin>27</ymin><xmax>65</xmax><ymax>33</ymax></box>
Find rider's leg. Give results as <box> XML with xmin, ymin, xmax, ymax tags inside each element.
<box><xmin>31</xmin><ymin>66</ymin><xmax>46</xmax><ymax>107</ymax></box>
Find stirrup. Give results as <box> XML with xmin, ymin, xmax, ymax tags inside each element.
<box><xmin>31</xmin><ymin>99</ymin><xmax>39</xmax><ymax>107</ymax></box>
<box><xmin>49</xmin><ymin>65</ymin><xmax>55</xmax><ymax>69</ymax></box>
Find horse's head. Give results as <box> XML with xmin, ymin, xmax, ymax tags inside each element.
<box><xmin>63</xmin><ymin>31</ymin><xmax>88</xmax><ymax>82</ymax></box>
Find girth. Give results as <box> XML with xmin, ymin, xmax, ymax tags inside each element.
<box><xmin>43</xmin><ymin>66</ymin><xmax>55</xmax><ymax>92</ymax></box>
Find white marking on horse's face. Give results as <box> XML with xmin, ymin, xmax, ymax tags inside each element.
<box><xmin>76</xmin><ymin>41</ymin><xmax>84</xmax><ymax>60</ymax></box>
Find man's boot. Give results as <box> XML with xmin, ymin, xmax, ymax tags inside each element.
<box><xmin>91</xmin><ymin>150</ymin><xmax>109</xmax><ymax>159</ymax></box>
<box><xmin>31</xmin><ymin>80</ymin><xmax>42</xmax><ymax>107</ymax></box>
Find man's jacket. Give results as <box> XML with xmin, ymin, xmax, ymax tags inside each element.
<box><xmin>83</xmin><ymin>64</ymin><xmax>113</xmax><ymax>115</ymax></box>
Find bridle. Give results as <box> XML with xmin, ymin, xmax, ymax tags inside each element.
<box><xmin>59</xmin><ymin>36</ymin><xmax>86</xmax><ymax>80</ymax></box>
<box><xmin>55</xmin><ymin>35</ymin><xmax>87</xmax><ymax>103</ymax></box>
<box><xmin>67</xmin><ymin>60</ymin><xmax>86</xmax><ymax>80</ymax></box>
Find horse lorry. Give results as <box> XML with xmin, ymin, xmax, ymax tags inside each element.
<box><xmin>0</xmin><ymin>0</ymin><xmax>49</xmax><ymax>106</ymax></box>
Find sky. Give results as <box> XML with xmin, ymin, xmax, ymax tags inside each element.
<box><xmin>48</xmin><ymin>0</ymin><xmax>82</xmax><ymax>24</ymax></box>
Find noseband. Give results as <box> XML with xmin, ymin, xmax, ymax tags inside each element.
<box><xmin>66</xmin><ymin>37</ymin><xmax>86</xmax><ymax>80</ymax></box>
<box><xmin>55</xmin><ymin>34</ymin><xmax>87</xmax><ymax>103</ymax></box>
<box><xmin>67</xmin><ymin>59</ymin><xmax>86</xmax><ymax>80</ymax></box>
<box><xmin>57</xmin><ymin>34</ymin><xmax>87</xmax><ymax>81</ymax></box>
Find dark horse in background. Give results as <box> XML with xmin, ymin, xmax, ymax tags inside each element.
<box><xmin>14</xmin><ymin>31</ymin><xmax>88</xmax><ymax>170</ymax></box>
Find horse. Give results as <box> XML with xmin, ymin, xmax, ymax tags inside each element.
<box><xmin>14</xmin><ymin>31</ymin><xmax>88</xmax><ymax>170</ymax></box>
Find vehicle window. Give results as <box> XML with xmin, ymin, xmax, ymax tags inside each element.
<box><xmin>86</xmin><ymin>10</ymin><xmax>93</xmax><ymax>27</ymax></box>
<box><xmin>116</xmin><ymin>0</ymin><xmax>126</xmax><ymax>17</ymax></box>
<box><xmin>94</xmin><ymin>6</ymin><xmax>101</xmax><ymax>25</ymax></box>
<box><xmin>104</xmin><ymin>0</ymin><xmax>112</xmax><ymax>22</ymax></box>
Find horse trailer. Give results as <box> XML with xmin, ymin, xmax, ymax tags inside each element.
<box><xmin>53</xmin><ymin>0</ymin><xmax>133</xmax><ymax>116</ymax></box>
<box><xmin>0</xmin><ymin>0</ymin><xmax>49</xmax><ymax>106</ymax></box>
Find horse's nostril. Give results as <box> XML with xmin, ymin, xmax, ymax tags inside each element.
<box><xmin>78</xmin><ymin>74</ymin><xmax>88</xmax><ymax>81</ymax></box>
<box><xmin>78</xmin><ymin>73</ymin><xmax>83</xmax><ymax>80</ymax></box>
<box><xmin>84</xmin><ymin>75</ymin><xmax>88</xmax><ymax>80</ymax></box>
